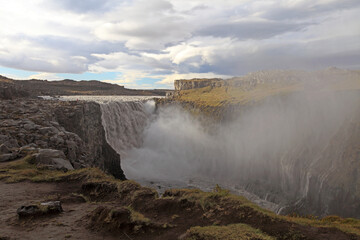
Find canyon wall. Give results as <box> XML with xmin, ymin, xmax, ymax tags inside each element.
<box><xmin>166</xmin><ymin>69</ymin><xmax>360</xmax><ymax>217</ymax></box>
<box><xmin>174</xmin><ymin>78</ymin><xmax>224</xmax><ymax>91</ymax></box>
<box><xmin>54</xmin><ymin>101</ymin><xmax>125</xmax><ymax>179</ymax></box>
<box><xmin>0</xmin><ymin>99</ymin><xmax>125</xmax><ymax>180</ymax></box>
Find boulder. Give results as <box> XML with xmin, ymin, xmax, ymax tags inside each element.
<box><xmin>35</xmin><ymin>149</ymin><xmax>74</xmax><ymax>171</ymax></box>
<box><xmin>0</xmin><ymin>153</ymin><xmax>18</xmax><ymax>162</ymax></box>
<box><xmin>17</xmin><ymin>205</ymin><xmax>42</xmax><ymax>217</ymax></box>
<box><xmin>17</xmin><ymin>201</ymin><xmax>63</xmax><ymax>218</ymax></box>
<box><xmin>40</xmin><ymin>201</ymin><xmax>63</xmax><ymax>214</ymax></box>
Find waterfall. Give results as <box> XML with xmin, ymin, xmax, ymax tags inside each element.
<box><xmin>100</xmin><ymin>100</ymin><xmax>155</xmax><ymax>157</ymax></box>
<box><xmin>96</xmin><ymin>92</ymin><xmax>360</xmax><ymax>217</ymax></box>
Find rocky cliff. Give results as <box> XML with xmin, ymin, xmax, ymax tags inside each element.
<box><xmin>174</xmin><ymin>78</ymin><xmax>224</xmax><ymax>91</ymax></box>
<box><xmin>0</xmin><ymin>99</ymin><xmax>125</xmax><ymax>179</ymax></box>
<box><xmin>168</xmin><ymin>68</ymin><xmax>360</xmax><ymax>217</ymax></box>
<box><xmin>54</xmin><ymin>101</ymin><xmax>125</xmax><ymax>179</ymax></box>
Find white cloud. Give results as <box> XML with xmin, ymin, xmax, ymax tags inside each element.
<box><xmin>0</xmin><ymin>0</ymin><xmax>359</xmax><ymax>87</ymax></box>
<box><xmin>28</xmin><ymin>72</ymin><xmax>63</xmax><ymax>80</ymax></box>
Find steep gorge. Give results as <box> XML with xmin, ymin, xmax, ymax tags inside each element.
<box><xmin>100</xmin><ymin>69</ymin><xmax>360</xmax><ymax>218</ymax></box>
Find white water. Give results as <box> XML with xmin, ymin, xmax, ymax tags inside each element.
<box><xmin>40</xmin><ymin>95</ymin><xmax>161</xmax><ymax>103</ymax></box>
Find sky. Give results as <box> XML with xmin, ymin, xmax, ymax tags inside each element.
<box><xmin>0</xmin><ymin>0</ymin><xmax>359</xmax><ymax>89</ymax></box>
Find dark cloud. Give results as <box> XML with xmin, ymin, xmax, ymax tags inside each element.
<box><xmin>26</xmin><ymin>35</ymin><xmax>127</xmax><ymax>57</ymax></box>
<box><xmin>262</xmin><ymin>0</ymin><xmax>360</xmax><ymax>20</ymax></box>
<box><xmin>196</xmin><ymin>20</ymin><xmax>310</xmax><ymax>39</ymax></box>
<box><xmin>0</xmin><ymin>54</ymin><xmax>88</xmax><ymax>74</ymax></box>
<box><xmin>202</xmin><ymin>42</ymin><xmax>360</xmax><ymax>76</ymax></box>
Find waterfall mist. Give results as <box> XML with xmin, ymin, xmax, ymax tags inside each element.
<box><xmin>122</xmin><ymin>90</ymin><xmax>360</xmax><ymax>202</ymax></box>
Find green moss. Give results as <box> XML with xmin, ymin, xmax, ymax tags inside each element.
<box><xmin>186</xmin><ymin>223</ymin><xmax>275</xmax><ymax>240</ymax></box>
<box><xmin>0</xmin><ymin>157</ymin><xmax>113</xmax><ymax>183</ymax></box>
<box><xmin>284</xmin><ymin>214</ymin><xmax>360</xmax><ymax>236</ymax></box>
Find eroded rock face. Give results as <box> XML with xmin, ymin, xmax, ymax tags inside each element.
<box><xmin>54</xmin><ymin>101</ymin><xmax>125</xmax><ymax>179</ymax></box>
<box><xmin>174</xmin><ymin>79</ymin><xmax>224</xmax><ymax>91</ymax></box>
<box><xmin>0</xmin><ymin>99</ymin><xmax>125</xmax><ymax>179</ymax></box>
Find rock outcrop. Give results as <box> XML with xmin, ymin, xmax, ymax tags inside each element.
<box><xmin>0</xmin><ymin>99</ymin><xmax>125</xmax><ymax>180</ymax></box>
<box><xmin>54</xmin><ymin>101</ymin><xmax>125</xmax><ymax>179</ymax></box>
<box><xmin>35</xmin><ymin>149</ymin><xmax>74</xmax><ymax>171</ymax></box>
<box><xmin>174</xmin><ymin>78</ymin><xmax>224</xmax><ymax>91</ymax></box>
<box><xmin>169</xmin><ymin>68</ymin><xmax>360</xmax><ymax>218</ymax></box>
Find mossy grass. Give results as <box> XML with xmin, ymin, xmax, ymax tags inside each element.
<box><xmin>284</xmin><ymin>214</ymin><xmax>360</xmax><ymax>237</ymax></box>
<box><xmin>186</xmin><ymin>223</ymin><xmax>275</xmax><ymax>240</ymax></box>
<box><xmin>0</xmin><ymin>156</ymin><xmax>114</xmax><ymax>183</ymax></box>
<box><xmin>126</xmin><ymin>206</ymin><xmax>151</xmax><ymax>225</ymax></box>
<box><xmin>177</xmin><ymin>83</ymin><xmax>302</xmax><ymax>107</ymax></box>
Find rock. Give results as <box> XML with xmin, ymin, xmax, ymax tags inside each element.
<box><xmin>0</xmin><ymin>144</ymin><xmax>10</xmax><ymax>154</ymax></box>
<box><xmin>40</xmin><ymin>201</ymin><xmax>63</xmax><ymax>214</ymax></box>
<box><xmin>17</xmin><ymin>201</ymin><xmax>63</xmax><ymax>218</ymax></box>
<box><xmin>0</xmin><ymin>154</ymin><xmax>13</xmax><ymax>162</ymax></box>
<box><xmin>17</xmin><ymin>205</ymin><xmax>41</xmax><ymax>217</ymax></box>
<box><xmin>174</xmin><ymin>78</ymin><xmax>224</xmax><ymax>91</ymax></box>
<box><xmin>23</xmin><ymin>122</ymin><xmax>37</xmax><ymax>131</ymax></box>
<box><xmin>38</xmin><ymin>127</ymin><xmax>53</xmax><ymax>135</ymax></box>
<box><xmin>18</xmin><ymin>145</ymin><xmax>38</xmax><ymax>157</ymax></box>
<box><xmin>55</xmin><ymin>102</ymin><xmax>125</xmax><ymax>179</ymax></box>
<box><xmin>35</xmin><ymin>149</ymin><xmax>74</xmax><ymax>171</ymax></box>
<box><xmin>2</xmin><ymin>139</ymin><xmax>19</xmax><ymax>149</ymax></box>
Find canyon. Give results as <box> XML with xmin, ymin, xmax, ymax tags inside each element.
<box><xmin>1</xmin><ymin>68</ymin><xmax>360</xmax><ymax>239</ymax></box>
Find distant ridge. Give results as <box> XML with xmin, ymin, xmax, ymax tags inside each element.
<box><xmin>0</xmin><ymin>75</ymin><xmax>170</xmax><ymax>99</ymax></box>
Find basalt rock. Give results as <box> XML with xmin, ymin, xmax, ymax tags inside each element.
<box><xmin>0</xmin><ymin>99</ymin><xmax>125</xmax><ymax>180</ymax></box>
<box><xmin>54</xmin><ymin>101</ymin><xmax>125</xmax><ymax>179</ymax></box>
<box><xmin>35</xmin><ymin>149</ymin><xmax>74</xmax><ymax>171</ymax></box>
<box><xmin>17</xmin><ymin>201</ymin><xmax>63</xmax><ymax>218</ymax></box>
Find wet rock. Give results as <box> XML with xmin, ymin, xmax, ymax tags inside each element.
<box><xmin>35</xmin><ymin>149</ymin><xmax>74</xmax><ymax>171</ymax></box>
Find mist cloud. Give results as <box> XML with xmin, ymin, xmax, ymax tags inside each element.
<box><xmin>122</xmin><ymin>89</ymin><xmax>360</xmax><ymax>203</ymax></box>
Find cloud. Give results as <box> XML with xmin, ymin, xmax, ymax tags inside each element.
<box><xmin>28</xmin><ymin>72</ymin><xmax>63</xmax><ymax>80</ymax></box>
<box><xmin>94</xmin><ymin>0</ymin><xmax>191</xmax><ymax>50</ymax></box>
<box><xmin>0</xmin><ymin>36</ymin><xmax>89</xmax><ymax>74</ymax></box>
<box><xmin>196</xmin><ymin>20</ymin><xmax>309</xmax><ymax>40</ymax></box>
<box><xmin>0</xmin><ymin>0</ymin><xmax>359</xmax><ymax>87</ymax></box>
<box><xmin>257</xmin><ymin>0</ymin><xmax>360</xmax><ymax>20</ymax></box>
<box><xmin>48</xmin><ymin>0</ymin><xmax>117</xmax><ymax>13</ymax></box>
